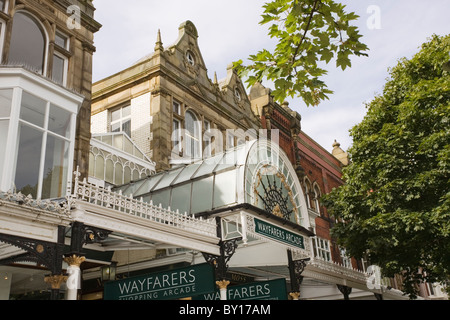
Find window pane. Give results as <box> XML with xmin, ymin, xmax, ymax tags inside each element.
<box><xmin>55</xmin><ymin>31</ymin><xmax>68</xmax><ymax>49</ymax></box>
<box><xmin>20</xmin><ymin>91</ymin><xmax>46</xmax><ymax>127</ymax></box>
<box><xmin>122</xmin><ymin>119</ymin><xmax>131</xmax><ymax>137</ymax></box>
<box><xmin>111</xmin><ymin>122</ymin><xmax>120</xmax><ymax>133</ymax></box>
<box><xmin>214</xmin><ymin>171</ymin><xmax>236</xmax><ymax>208</ymax></box>
<box><xmin>171</xmin><ymin>184</ymin><xmax>191</xmax><ymax>214</ymax></box>
<box><xmin>0</xmin><ymin>89</ymin><xmax>12</xmax><ymax>118</ymax></box>
<box><xmin>114</xmin><ymin>163</ymin><xmax>123</xmax><ymax>185</ymax></box>
<box><xmin>15</xmin><ymin>124</ymin><xmax>43</xmax><ymax>198</ymax></box>
<box><xmin>105</xmin><ymin>159</ymin><xmax>114</xmax><ymax>183</ymax></box>
<box><xmin>94</xmin><ymin>155</ymin><xmax>104</xmax><ymax>180</ymax></box>
<box><xmin>52</xmin><ymin>54</ymin><xmax>65</xmax><ymax>84</ymax></box>
<box><xmin>0</xmin><ymin>120</ymin><xmax>9</xmax><ymax>178</ymax></box>
<box><xmin>48</xmin><ymin>104</ymin><xmax>71</xmax><ymax>138</ymax></box>
<box><xmin>191</xmin><ymin>177</ymin><xmax>213</xmax><ymax>214</ymax></box>
<box><xmin>9</xmin><ymin>12</ymin><xmax>46</xmax><ymax>73</ymax></box>
<box><xmin>122</xmin><ymin>105</ymin><xmax>131</xmax><ymax>117</ymax></box>
<box><xmin>41</xmin><ymin>134</ymin><xmax>69</xmax><ymax>199</ymax></box>
<box><xmin>111</xmin><ymin>109</ymin><xmax>121</xmax><ymax>122</ymax></box>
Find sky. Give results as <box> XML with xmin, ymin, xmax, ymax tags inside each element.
<box><xmin>91</xmin><ymin>0</ymin><xmax>449</xmax><ymax>153</ymax></box>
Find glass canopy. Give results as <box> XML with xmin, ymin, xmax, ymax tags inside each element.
<box><xmin>114</xmin><ymin>139</ymin><xmax>310</xmax><ymax>229</ymax></box>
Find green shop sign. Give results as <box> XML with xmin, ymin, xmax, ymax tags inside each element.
<box><xmin>196</xmin><ymin>279</ymin><xmax>287</xmax><ymax>300</ymax></box>
<box><xmin>254</xmin><ymin>218</ymin><xmax>305</xmax><ymax>249</ymax></box>
<box><xmin>104</xmin><ymin>263</ymin><xmax>215</xmax><ymax>300</ymax></box>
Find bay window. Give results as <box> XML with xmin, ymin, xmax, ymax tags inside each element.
<box><xmin>0</xmin><ymin>68</ymin><xmax>83</xmax><ymax>199</ymax></box>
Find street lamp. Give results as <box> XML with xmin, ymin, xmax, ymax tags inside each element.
<box><xmin>101</xmin><ymin>262</ymin><xmax>117</xmax><ymax>282</ymax></box>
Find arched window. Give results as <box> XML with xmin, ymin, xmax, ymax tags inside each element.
<box><xmin>9</xmin><ymin>12</ymin><xmax>47</xmax><ymax>74</ymax></box>
<box><xmin>313</xmin><ymin>184</ymin><xmax>321</xmax><ymax>213</ymax></box>
<box><xmin>185</xmin><ymin>110</ymin><xmax>201</xmax><ymax>159</ymax></box>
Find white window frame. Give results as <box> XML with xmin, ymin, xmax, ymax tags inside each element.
<box><xmin>314</xmin><ymin>237</ymin><xmax>331</xmax><ymax>262</ymax></box>
<box><xmin>110</xmin><ymin>105</ymin><xmax>131</xmax><ymax>138</ymax></box>
<box><xmin>0</xmin><ymin>68</ymin><xmax>83</xmax><ymax>198</ymax></box>
<box><xmin>52</xmin><ymin>50</ymin><xmax>68</xmax><ymax>86</ymax></box>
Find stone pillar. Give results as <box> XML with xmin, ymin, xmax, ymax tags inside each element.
<box><xmin>64</xmin><ymin>254</ymin><xmax>86</xmax><ymax>300</ymax></box>
<box><xmin>216</xmin><ymin>280</ymin><xmax>230</xmax><ymax>301</ymax></box>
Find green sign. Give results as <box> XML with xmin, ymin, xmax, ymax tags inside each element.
<box><xmin>196</xmin><ymin>279</ymin><xmax>287</xmax><ymax>300</ymax></box>
<box><xmin>104</xmin><ymin>263</ymin><xmax>215</xmax><ymax>300</ymax></box>
<box><xmin>254</xmin><ymin>218</ymin><xmax>305</xmax><ymax>249</ymax></box>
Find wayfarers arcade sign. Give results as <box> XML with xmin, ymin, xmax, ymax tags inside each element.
<box><xmin>104</xmin><ymin>264</ymin><xmax>215</xmax><ymax>300</ymax></box>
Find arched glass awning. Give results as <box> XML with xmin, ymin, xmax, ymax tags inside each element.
<box><xmin>114</xmin><ymin>139</ymin><xmax>310</xmax><ymax>231</ymax></box>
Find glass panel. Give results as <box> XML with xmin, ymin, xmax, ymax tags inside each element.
<box><xmin>122</xmin><ymin>119</ymin><xmax>131</xmax><ymax>137</ymax></box>
<box><xmin>151</xmin><ymin>190</ymin><xmax>170</xmax><ymax>208</ymax></box>
<box><xmin>191</xmin><ymin>177</ymin><xmax>213</xmax><ymax>214</ymax></box>
<box><xmin>172</xmin><ymin>163</ymin><xmax>201</xmax><ymax>184</ymax></box>
<box><xmin>9</xmin><ymin>12</ymin><xmax>46</xmax><ymax>73</ymax></box>
<box><xmin>214</xmin><ymin>171</ymin><xmax>237</xmax><ymax>208</ymax></box>
<box><xmin>132</xmin><ymin>169</ymin><xmax>140</xmax><ymax>181</ymax></box>
<box><xmin>95</xmin><ymin>155</ymin><xmax>104</xmax><ymax>180</ymax></box>
<box><xmin>124</xmin><ymin>136</ymin><xmax>133</xmax><ymax>154</ymax></box>
<box><xmin>41</xmin><ymin>134</ymin><xmax>69</xmax><ymax>199</ymax></box>
<box><xmin>0</xmin><ymin>89</ymin><xmax>12</xmax><ymax>118</ymax></box>
<box><xmin>122</xmin><ymin>106</ymin><xmax>131</xmax><ymax>117</ymax></box>
<box><xmin>15</xmin><ymin>124</ymin><xmax>43</xmax><ymax>198</ymax></box>
<box><xmin>0</xmin><ymin>120</ymin><xmax>9</xmax><ymax>179</ymax></box>
<box><xmin>192</xmin><ymin>153</ymin><xmax>224</xmax><ymax>178</ymax></box>
<box><xmin>113</xmin><ymin>134</ymin><xmax>123</xmax><ymax>150</ymax></box>
<box><xmin>133</xmin><ymin>173</ymin><xmax>164</xmax><ymax>196</ymax></box>
<box><xmin>153</xmin><ymin>167</ymin><xmax>183</xmax><ymax>190</ymax></box>
<box><xmin>52</xmin><ymin>54</ymin><xmax>65</xmax><ymax>84</ymax></box>
<box><xmin>102</xmin><ymin>134</ymin><xmax>112</xmax><ymax>146</ymax></box>
<box><xmin>123</xmin><ymin>166</ymin><xmax>131</xmax><ymax>184</ymax></box>
<box><xmin>114</xmin><ymin>163</ymin><xmax>123</xmax><ymax>185</ymax></box>
<box><xmin>105</xmin><ymin>159</ymin><xmax>114</xmax><ymax>183</ymax></box>
<box><xmin>171</xmin><ymin>184</ymin><xmax>191</xmax><ymax>214</ymax></box>
<box><xmin>20</xmin><ymin>91</ymin><xmax>47</xmax><ymax>127</ymax></box>
<box><xmin>88</xmin><ymin>152</ymin><xmax>95</xmax><ymax>177</ymax></box>
<box><xmin>55</xmin><ymin>31</ymin><xmax>68</xmax><ymax>49</ymax></box>
<box><xmin>48</xmin><ymin>104</ymin><xmax>71</xmax><ymax>138</ymax></box>
<box><xmin>111</xmin><ymin>109</ymin><xmax>121</xmax><ymax>122</ymax></box>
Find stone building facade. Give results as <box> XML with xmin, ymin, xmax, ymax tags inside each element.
<box><xmin>92</xmin><ymin>21</ymin><xmax>261</xmax><ymax>172</ymax></box>
<box><xmin>0</xmin><ymin>0</ymin><xmax>101</xmax><ymax>299</ymax></box>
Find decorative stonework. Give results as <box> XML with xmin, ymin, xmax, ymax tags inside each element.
<box><xmin>44</xmin><ymin>274</ymin><xmax>68</xmax><ymax>290</ymax></box>
<box><xmin>216</xmin><ymin>280</ymin><xmax>230</xmax><ymax>290</ymax></box>
<box><xmin>64</xmin><ymin>254</ymin><xmax>86</xmax><ymax>267</ymax></box>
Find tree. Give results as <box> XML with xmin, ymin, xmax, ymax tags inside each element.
<box><xmin>233</xmin><ymin>0</ymin><xmax>368</xmax><ymax>106</ymax></box>
<box><xmin>322</xmin><ymin>34</ymin><xmax>450</xmax><ymax>298</ymax></box>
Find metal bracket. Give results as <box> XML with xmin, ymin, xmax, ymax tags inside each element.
<box><xmin>203</xmin><ymin>238</ymin><xmax>239</xmax><ymax>281</ymax></box>
<box><xmin>0</xmin><ymin>226</ymin><xmax>65</xmax><ymax>275</ymax></box>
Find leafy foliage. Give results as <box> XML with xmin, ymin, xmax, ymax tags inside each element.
<box><xmin>322</xmin><ymin>34</ymin><xmax>450</xmax><ymax>298</ymax></box>
<box><xmin>233</xmin><ymin>0</ymin><xmax>368</xmax><ymax>106</ymax></box>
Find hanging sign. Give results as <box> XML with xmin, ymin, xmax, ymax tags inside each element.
<box><xmin>252</xmin><ymin>217</ymin><xmax>305</xmax><ymax>249</ymax></box>
<box><xmin>195</xmin><ymin>278</ymin><xmax>288</xmax><ymax>300</ymax></box>
<box><xmin>104</xmin><ymin>263</ymin><xmax>215</xmax><ymax>300</ymax></box>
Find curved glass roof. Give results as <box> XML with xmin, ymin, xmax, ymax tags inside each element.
<box><xmin>113</xmin><ymin>140</ymin><xmax>310</xmax><ymax>229</ymax></box>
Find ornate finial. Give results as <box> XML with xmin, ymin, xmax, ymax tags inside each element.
<box><xmin>155</xmin><ymin>29</ymin><xmax>163</xmax><ymax>52</ymax></box>
<box><xmin>214</xmin><ymin>72</ymin><xmax>218</xmax><ymax>85</ymax></box>
<box><xmin>332</xmin><ymin>140</ymin><xmax>340</xmax><ymax>148</ymax></box>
